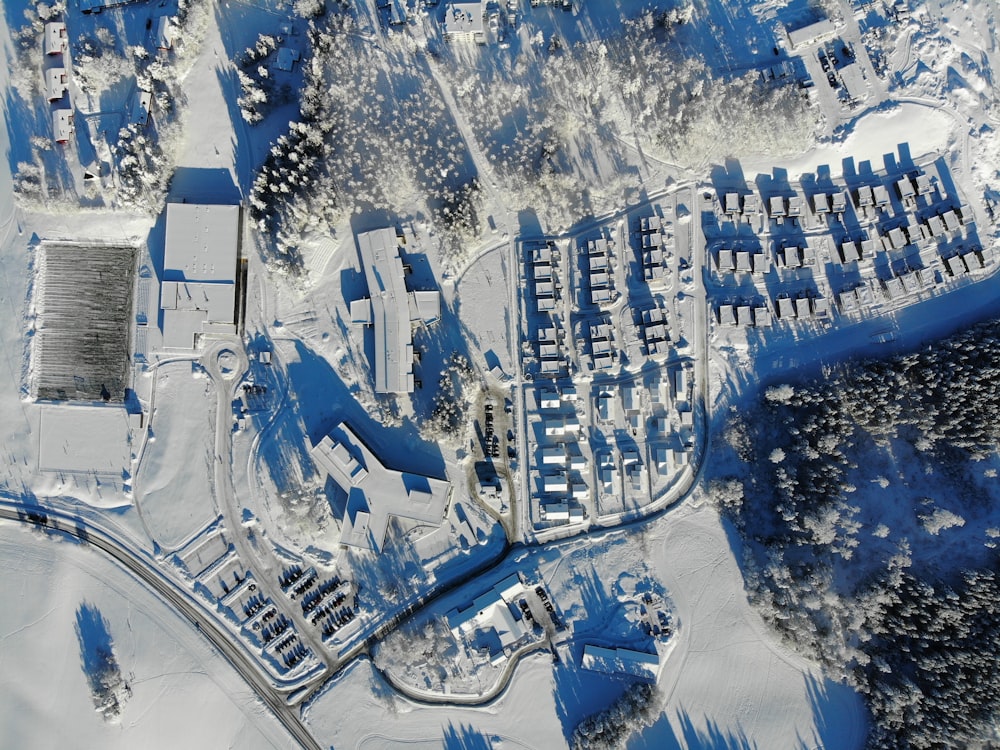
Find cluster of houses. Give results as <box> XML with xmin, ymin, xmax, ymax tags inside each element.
<box><xmin>716</xmin><ymin>301</ymin><xmax>772</xmax><ymax>328</ymax></box>
<box><xmin>634</xmin><ymin>214</ymin><xmax>673</xmax><ymax>284</ymax></box>
<box><xmin>708</xmin><ymin>152</ymin><xmax>989</xmax><ymax>333</ymax></box>
<box><xmin>524</xmin><ymin>241</ymin><xmax>571</xmax><ymax>377</ymax></box>
<box><xmin>40</xmin><ymin>7</ymin><xmax>176</xmax><ymax>159</ymax></box>
<box><xmin>639</xmin><ymin>306</ymin><xmax>671</xmax><ymax>356</ymax></box>
<box><xmin>587</xmin><ymin>319</ymin><xmax>616</xmax><ymax>371</ymax></box>
<box><xmin>590</xmin><ymin>364</ymin><xmax>694</xmax><ymax>516</ymax></box>
<box><xmin>529</xmin><ymin>241</ymin><xmax>561</xmax><ymax>314</ymax></box>
<box><xmin>585</xmin><ymin>236</ymin><xmax>615</xmax><ymax>306</ymax></box>
<box><xmin>43</xmin><ymin>20</ymin><xmax>74</xmax><ymax>145</ymax></box>
<box><xmin>530</xmin><ymin>384</ymin><xmax>588</xmax><ymax>528</ymax></box>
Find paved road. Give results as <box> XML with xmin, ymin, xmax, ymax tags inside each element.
<box><xmin>0</xmin><ymin>502</ymin><xmax>322</xmax><ymax>750</ymax></box>
<box><xmin>202</xmin><ymin>340</ymin><xmax>335</xmax><ymax>681</ymax></box>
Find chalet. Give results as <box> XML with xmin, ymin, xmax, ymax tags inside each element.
<box><xmin>52</xmin><ymin>109</ymin><xmax>74</xmax><ymax>144</ymax></box>
<box><xmin>44</xmin><ymin>21</ymin><xmax>67</xmax><ymax>56</ymax></box>
<box><xmin>45</xmin><ymin>67</ymin><xmax>68</xmax><ymax>102</ymax></box>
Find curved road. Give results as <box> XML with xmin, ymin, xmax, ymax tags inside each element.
<box><xmin>0</xmin><ymin>502</ymin><xmax>321</xmax><ymax>750</ymax></box>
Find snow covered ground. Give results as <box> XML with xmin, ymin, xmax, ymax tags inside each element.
<box><xmin>0</xmin><ymin>522</ymin><xmax>295</xmax><ymax>750</ymax></box>
<box><xmin>314</xmin><ymin>499</ymin><xmax>866</xmax><ymax>748</ymax></box>
<box><xmin>0</xmin><ymin>0</ymin><xmax>998</xmax><ymax>746</ymax></box>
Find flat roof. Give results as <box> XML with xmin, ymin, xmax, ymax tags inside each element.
<box><xmin>443</xmin><ymin>1</ymin><xmax>484</xmax><ymax>36</ymax></box>
<box><xmin>163</xmin><ymin>203</ymin><xmax>240</xmax><ymax>283</ymax></box>
<box><xmin>311</xmin><ymin>423</ymin><xmax>450</xmax><ymax>553</ymax></box>
<box><xmin>357</xmin><ymin>228</ymin><xmax>415</xmax><ymax>394</ymax></box>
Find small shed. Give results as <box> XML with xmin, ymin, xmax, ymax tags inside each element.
<box><xmin>276</xmin><ymin>47</ymin><xmax>301</xmax><ymax>72</ymax></box>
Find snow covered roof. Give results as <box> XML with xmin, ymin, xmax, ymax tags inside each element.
<box><xmin>355</xmin><ymin>228</ymin><xmax>439</xmax><ymax>394</ymax></box>
<box><xmin>778</xmin><ymin>297</ymin><xmax>796</xmax><ymax>319</ymax></box>
<box><xmin>311</xmin><ymin>423</ymin><xmax>450</xmax><ymax>553</ymax></box>
<box><xmin>160</xmin><ymin>203</ymin><xmax>240</xmax><ymax>348</ymax></box>
<box><xmin>155</xmin><ymin>16</ymin><xmax>175</xmax><ymax>50</ymax></box>
<box><xmin>52</xmin><ymin>109</ymin><xmax>73</xmax><ymax>143</ymax></box>
<box><xmin>164</xmin><ymin>203</ymin><xmax>240</xmax><ymax>283</ymax></box>
<box><xmin>276</xmin><ymin>47</ymin><xmax>300</xmax><ymax>71</ymax></box>
<box><xmin>443</xmin><ymin>1</ymin><xmax>485</xmax><ymax>42</ymax></box>
<box><xmin>447</xmin><ymin>574</ymin><xmax>527</xmax><ymax>652</ymax></box>
<box><xmin>581</xmin><ymin>645</ymin><xmax>660</xmax><ymax>682</ymax></box>
<box><xmin>44</xmin><ymin>22</ymin><xmax>67</xmax><ymax>56</ymax></box>
<box><xmin>160</xmin><ymin>281</ymin><xmax>236</xmax><ymax>343</ymax></box>
<box><xmin>45</xmin><ymin>68</ymin><xmax>68</xmax><ymax>102</ymax></box>
<box><xmin>839</xmin><ymin>62</ymin><xmax>867</xmax><ymax>100</ymax></box>
<box><xmin>785</xmin><ymin>18</ymin><xmax>836</xmax><ymax>49</ymax></box>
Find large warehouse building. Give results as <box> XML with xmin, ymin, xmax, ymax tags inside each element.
<box><xmin>159</xmin><ymin>203</ymin><xmax>242</xmax><ymax>349</ymax></box>
<box><xmin>351</xmin><ymin>227</ymin><xmax>441</xmax><ymax>394</ymax></box>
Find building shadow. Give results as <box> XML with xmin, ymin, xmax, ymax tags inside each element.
<box><xmin>167</xmin><ymin>166</ymin><xmax>241</xmax><ymax>205</ymax></box>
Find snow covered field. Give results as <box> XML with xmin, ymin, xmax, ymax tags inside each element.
<box><xmin>0</xmin><ymin>0</ymin><xmax>998</xmax><ymax>746</ymax></box>
<box><xmin>0</xmin><ymin>522</ymin><xmax>295</xmax><ymax>750</ymax></box>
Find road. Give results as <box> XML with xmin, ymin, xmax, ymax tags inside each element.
<box><xmin>202</xmin><ymin>340</ymin><xmax>336</xmax><ymax>682</ymax></box>
<box><xmin>0</xmin><ymin>501</ymin><xmax>322</xmax><ymax>750</ymax></box>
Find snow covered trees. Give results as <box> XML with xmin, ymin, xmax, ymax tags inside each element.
<box><xmin>250</xmin><ymin>13</ymin><xmax>482</xmax><ymax>266</ymax></box>
<box><xmin>571</xmin><ymin>683</ymin><xmax>660</xmax><ymax>750</ymax></box>
<box><xmin>721</xmin><ymin>317</ymin><xmax>1000</xmax><ymax>748</ymax></box>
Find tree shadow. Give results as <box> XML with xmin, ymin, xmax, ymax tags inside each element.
<box><xmin>442</xmin><ymin>722</ymin><xmax>494</xmax><ymax>750</ymax></box>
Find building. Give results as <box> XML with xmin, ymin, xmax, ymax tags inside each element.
<box><xmin>447</xmin><ymin>574</ymin><xmax>528</xmax><ymax>660</ymax></box>
<box><xmin>155</xmin><ymin>15</ymin><xmax>175</xmax><ymax>50</ymax></box>
<box><xmin>581</xmin><ymin>645</ymin><xmax>661</xmax><ymax>682</ymax></box>
<box><xmin>785</xmin><ymin>17</ymin><xmax>836</xmax><ymax>49</ymax></box>
<box><xmin>350</xmin><ymin>228</ymin><xmax>441</xmax><ymax>394</ymax></box>
<box><xmin>311</xmin><ymin>423</ymin><xmax>451</xmax><ymax>553</ymax></box>
<box><xmin>130</xmin><ymin>89</ymin><xmax>152</xmax><ymax>127</ymax></box>
<box><xmin>443</xmin><ymin>1</ymin><xmax>485</xmax><ymax>43</ymax></box>
<box><xmin>276</xmin><ymin>47</ymin><xmax>301</xmax><ymax>71</ymax></box>
<box><xmin>44</xmin><ymin>21</ymin><xmax>67</xmax><ymax>56</ymax></box>
<box><xmin>159</xmin><ymin>203</ymin><xmax>241</xmax><ymax>349</ymax></box>
<box><xmin>45</xmin><ymin>67</ymin><xmax>68</xmax><ymax>102</ymax></box>
<box><xmin>52</xmin><ymin>109</ymin><xmax>74</xmax><ymax>144</ymax></box>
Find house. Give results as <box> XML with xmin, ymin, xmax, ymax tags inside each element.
<box><xmin>840</xmin><ymin>241</ymin><xmax>860</xmax><ymax>263</ymax></box>
<box><xmin>159</xmin><ymin>203</ymin><xmax>241</xmax><ymax>349</ymax></box>
<box><xmin>777</xmin><ymin>296</ymin><xmax>796</xmax><ymax>319</ymax></box>
<box><xmin>155</xmin><ymin>15</ymin><xmax>175</xmax><ymax>50</ymax></box>
<box><xmin>443</xmin><ymin>1</ymin><xmax>485</xmax><ymax>43</ymax></box>
<box><xmin>276</xmin><ymin>47</ymin><xmax>301</xmax><ymax>71</ymax></box>
<box><xmin>52</xmin><ymin>109</ymin><xmax>74</xmax><ymax>144</ymax></box>
<box><xmin>130</xmin><ymin>89</ymin><xmax>153</xmax><ymax>127</ymax></box>
<box><xmin>45</xmin><ymin>67</ymin><xmax>68</xmax><ymax>102</ymax></box>
<box><xmin>44</xmin><ymin>21</ymin><xmax>67</xmax><ymax>56</ymax></box>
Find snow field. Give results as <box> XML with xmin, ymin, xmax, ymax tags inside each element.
<box><xmin>0</xmin><ymin>522</ymin><xmax>295</xmax><ymax>750</ymax></box>
<box><xmin>134</xmin><ymin>362</ymin><xmax>218</xmax><ymax>550</ymax></box>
